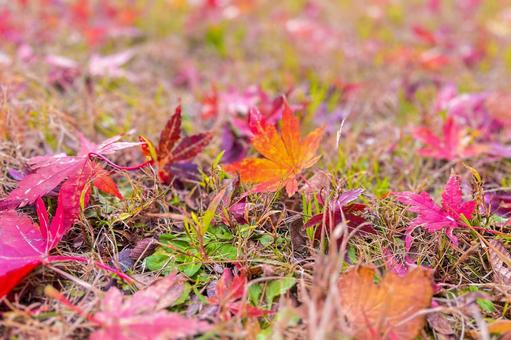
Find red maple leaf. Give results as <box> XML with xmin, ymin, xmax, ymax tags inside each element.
<box><xmin>304</xmin><ymin>189</ymin><xmax>375</xmax><ymax>245</ymax></box>
<box><xmin>0</xmin><ymin>135</ymin><xmax>142</xmax><ymax>298</ymax></box>
<box><xmin>0</xmin><ymin>190</ymin><xmax>132</xmax><ymax>299</ymax></box>
<box><xmin>208</xmin><ymin>269</ymin><xmax>269</xmax><ymax>320</ymax></box>
<box><xmin>0</xmin><ymin>193</ymin><xmax>70</xmax><ymax>298</ymax></box>
<box><xmin>152</xmin><ymin>105</ymin><xmax>212</xmax><ymax>184</ymax></box>
<box><xmin>0</xmin><ymin>135</ymin><xmax>140</xmax><ymax>210</ymax></box>
<box><xmin>200</xmin><ymin>87</ymin><xmax>219</xmax><ymax>119</ymax></box>
<box><xmin>412</xmin><ymin>25</ymin><xmax>438</xmax><ymax>45</ymax></box>
<box><xmin>91</xmin><ymin>274</ymin><xmax>210</xmax><ymax>340</ymax></box>
<box><xmin>412</xmin><ymin>117</ymin><xmax>486</xmax><ymax>160</ymax></box>
<box><xmin>393</xmin><ymin>175</ymin><xmax>477</xmax><ymax>250</ymax></box>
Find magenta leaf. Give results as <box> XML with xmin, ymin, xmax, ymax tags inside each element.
<box><xmin>0</xmin><ymin>191</ymin><xmax>70</xmax><ymax>298</ymax></box>
<box><xmin>393</xmin><ymin>175</ymin><xmax>476</xmax><ymax>250</ymax></box>
<box><xmin>0</xmin><ymin>135</ymin><xmax>143</xmax><ymax>298</ymax></box>
<box><xmin>382</xmin><ymin>248</ymin><xmax>410</xmax><ymax>277</ymax></box>
<box><xmin>0</xmin><ymin>210</ymin><xmax>46</xmax><ymax>298</ymax></box>
<box><xmin>334</xmin><ymin>188</ymin><xmax>364</xmax><ymax>208</ymax></box>
<box><xmin>412</xmin><ymin>117</ymin><xmax>486</xmax><ymax>160</ymax></box>
<box><xmin>91</xmin><ymin>274</ymin><xmax>210</xmax><ymax>340</ymax></box>
<box><xmin>0</xmin><ymin>190</ymin><xmax>132</xmax><ymax>298</ymax></box>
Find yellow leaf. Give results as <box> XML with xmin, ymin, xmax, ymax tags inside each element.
<box><xmin>487</xmin><ymin>319</ymin><xmax>511</xmax><ymax>335</ymax></box>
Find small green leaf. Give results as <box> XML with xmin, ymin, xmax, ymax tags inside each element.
<box><xmin>207</xmin><ymin>242</ymin><xmax>237</xmax><ymax>260</ymax></box>
<box><xmin>171</xmin><ymin>282</ymin><xmax>192</xmax><ymax>306</ymax></box>
<box><xmin>259</xmin><ymin>234</ymin><xmax>274</xmax><ymax>246</ymax></box>
<box><xmin>468</xmin><ymin>286</ymin><xmax>496</xmax><ymax>313</ymax></box>
<box><xmin>201</xmin><ymin>188</ymin><xmax>226</xmax><ymax>235</ymax></box>
<box><xmin>477</xmin><ymin>298</ymin><xmax>495</xmax><ymax>313</ymax></box>
<box><xmin>145</xmin><ymin>250</ymin><xmax>176</xmax><ymax>273</ymax></box>
<box><xmin>178</xmin><ymin>261</ymin><xmax>202</xmax><ymax>277</ymax></box>
<box><xmin>248</xmin><ymin>284</ymin><xmax>262</xmax><ymax>305</ymax></box>
<box><xmin>207</xmin><ymin>225</ymin><xmax>233</xmax><ymax>240</ymax></box>
<box><xmin>348</xmin><ymin>245</ymin><xmax>358</xmax><ymax>263</ymax></box>
<box><xmin>212</xmin><ymin>151</ymin><xmax>225</xmax><ymax>168</ymax></box>
<box><xmin>266</xmin><ymin>277</ymin><xmax>296</xmax><ymax>306</ymax></box>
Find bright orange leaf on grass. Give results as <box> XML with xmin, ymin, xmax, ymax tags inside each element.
<box><xmin>225</xmin><ymin>98</ymin><xmax>324</xmax><ymax>197</ymax></box>
<box><xmin>338</xmin><ymin>266</ymin><xmax>434</xmax><ymax>340</ymax></box>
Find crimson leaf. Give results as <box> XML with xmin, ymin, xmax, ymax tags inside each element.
<box><xmin>156</xmin><ymin>105</ymin><xmax>212</xmax><ymax>184</ymax></box>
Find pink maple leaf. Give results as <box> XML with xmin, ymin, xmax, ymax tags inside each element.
<box><xmin>208</xmin><ymin>269</ymin><xmax>270</xmax><ymax>320</ymax></box>
<box><xmin>200</xmin><ymin>87</ymin><xmax>290</xmax><ymax>138</ymax></box>
<box><xmin>88</xmin><ymin>50</ymin><xmax>136</xmax><ymax>81</ymax></box>
<box><xmin>393</xmin><ymin>175</ymin><xmax>477</xmax><ymax>250</ymax></box>
<box><xmin>382</xmin><ymin>248</ymin><xmax>411</xmax><ymax>277</ymax></box>
<box><xmin>91</xmin><ymin>274</ymin><xmax>210</xmax><ymax>340</ymax></box>
<box><xmin>0</xmin><ymin>135</ymin><xmax>141</xmax><ymax>210</ymax></box>
<box><xmin>412</xmin><ymin>117</ymin><xmax>486</xmax><ymax>160</ymax></box>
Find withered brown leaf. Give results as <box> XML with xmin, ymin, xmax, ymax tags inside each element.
<box><xmin>338</xmin><ymin>266</ymin><xmax>434</xmax><ymax>340</ymax></box>
<box><xmin>488</xmin><ymin>239</ymin><xmax>511</xmax><ymax>287</ymax></box>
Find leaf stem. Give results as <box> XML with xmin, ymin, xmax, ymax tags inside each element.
<box><xmin>88</xmin><ymin>152</ymin><xmax>152</xmax><ymax>171</ymax></box>
<box><xmin>46</xmin><ymin>255</ymin><xmax>134</xmax><ymax>283</ymax></box>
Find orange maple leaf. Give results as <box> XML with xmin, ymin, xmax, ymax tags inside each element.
<box><xmin>337</xmin><ymin>266</ymin><xmax>434</xmax><ymax>340</ymax></box>
<box><xmin>225</xmin><ymin>99</ymin><xmax>324</xmax><ymax>197</ymax></box>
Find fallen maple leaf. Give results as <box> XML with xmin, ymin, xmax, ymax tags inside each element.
<box><xmin>88</xmin><ymin>50</ymin><xmax>136</xmax><ymax>81</ymax></box>
<box><xmin>0</xmin><ymin>135</ymin><xmax>143</xmax><ymax>297</ymax></box>
<box><xmin>91</xmin><ymin>273</ymin><xmax>210</xmax><ymax>340</ymax></box>
<box><xmin>484</xmin><ymin>191</ymin><xmax>511</xmax><ymax>217</ymax></box>
<box><xmin>338</xmin><ymin>266</ymin><xmax>434</xmax><ymax>340</ymax></box>
<box><xmin>200</xmin><ymin>85</ymin><xmax>267</xmax><ymax>122</ymax></box>
<box><xmin>0</xmin><ymin>187</ymin><xmax>81</xmax><ymax>299</ymax></box>
<box><xmin>382</xmin><ymin>248</ymin><xmax>410</xmax><ymax>277</ymax></box>
<box><xmin>0</xmin><ymin>207</ymin><xmax>49</xmax><ymax>298</ymax></box>
<box><xmin>0</xmin><ymin>190</ymin><xmax>132</xmax><ymax>299</ymax></box>
<box><xmin>487</xmin><ymin>239</ymin><xmax>511</xmax><ymax>287</ymax></box>
<box><xmin>412</xmin><ymin>117</ymin><xmax>486</xmax><ymax>160</ymax></box>
<box><xmin>486</xmin><ymin>319</ymin><xmax>511</xmax><ymax>336</ymax></box>
<box><xmin>393</xmin><ymin>175</ymin><xmax>477</xmax><ymax>250</ymax></box>
<box><xmin>304</xmin><ymin>189</ymin><xmax>375</xmax><ymax>245</ymax></box>
<box><xmin>208</xmin><ymin>269</ymin><xmax>269</xmax><ymax>320</ymax></box>
<box><xmin>0</xmin><ymin>135</ymin><xmax>140</xmax><ymax>210</ymax></box>
<box><xmin>149</xmin><ymin>105</ymin><xmax>212</xmax><ymax>184</ymax></box>
<box><xmin>225</xmin><ymin>98</ymin><xmax>324</xmax><ymax>197</ymax></box>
